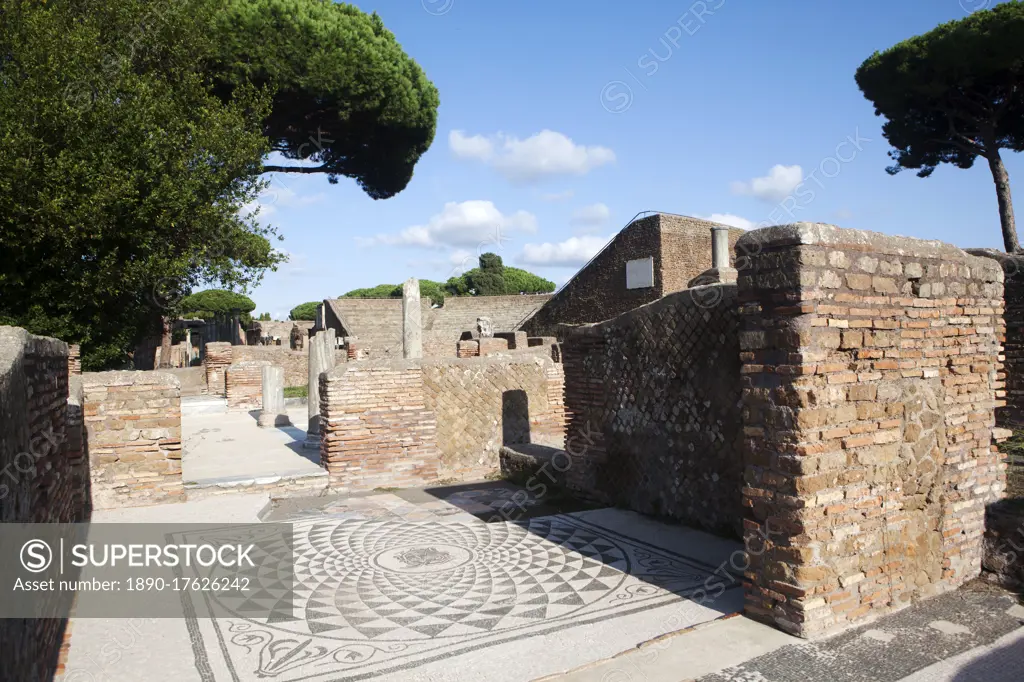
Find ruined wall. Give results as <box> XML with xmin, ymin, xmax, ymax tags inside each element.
<box><xmin>522</xmin><ymin>213</ymin><xmax>744</xmax><ymax>337</ymax></box>
<box><xmin>738</xmin><ymin>224</ymin><xmax>1005</xmax><ymax>638</ymax></box>
<box><xmin>965</xmin><ymin>249</ymin><xmax>1024</xmax><ymax>427</ymax></box>
<box><xmin>225</xmin><ymin>360</ymin><xmax>269</xmax><ymax>411</ymax></box>
<box><xmin>231</xmin><ymin>346</ymin><xmax>347</xmax><ymax>388</ymax></box>
<box><xmin>204</xmin><ymin>342</ymin><xmax>232</xmax><ymax>396</ymax></box>
<box><xmin>326</xmin><ymin>294</ymin><xmax>553</xmax><ymax>358</ymax></box>
<box><xmin>83</xmin><ymin>371</ymin><xmax>184</xmax><ymax>509</ymax></box>
<box><xmin>320</xmin><ymin>360</ymin><xmax>439</xmax><ymax>491</ymax></box>
<box><xmin>421</xmin><ymin>355</ymin><xmax>566</xmax><ymax>480</ymax></box>
<box><xmin>0</xmin><ymin>328</ymin><xmax>82</xmax><ymax>682</ymax></box>
<box><xmin>560</xmin><ymin>285</ymin><xmax>744</xmax><ymax>537</ymax></box>
<box><xmin>320</xmin><ymin>355</ymin><xmax>566</xmax><ymax>489</ymax></box>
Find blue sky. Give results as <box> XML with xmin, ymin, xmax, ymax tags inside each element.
<box><xmin>247</xmin><ymin>0</ymin><xmax>1022</xmax><ymax>319</ymax></box>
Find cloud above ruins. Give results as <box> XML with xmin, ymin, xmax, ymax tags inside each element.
<box><xmin>570</xmin><ymin>203</ymin><xmax>611</xmax><ymax>228</ymax></box>
<box><xmin>357</xmin><ymin>200</ymin><xmax>537</xmax><ymax>249</ymax></box>
<box><xmin>730</xmin><ymin>164</ymin><xmax>803</xmax><ymax>203</ymax></box>
<box><xmin>449</xmin><ymin>129</ymin><xmax>616</xmax><ymax>183</ymax></box>
<box><xmin>518</xmin><ymin>234</ymin><xmax>611</xmax><ymax>267</ymax></box>
<box><xmin>703</xmin><ymin>213</ymin><xmax>755</xmax><ymax>230</ymax></box>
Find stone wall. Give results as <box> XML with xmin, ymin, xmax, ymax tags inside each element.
<box><xmin>522</xmin><ymin>213</ymin><xmax>744</xmax><ymax>337</ymax></box>
<box><xmin>324</xmin><ymin>294</ymin><xmax>552</xmax><ymax>358</ymax></box>
<box><xmin>421</xmin><ymin>355</ymin><xmax>566</xmax><ymax>480</ymax></box>
<box><xmin>0</xmin><ymin>328</ymin><xmax>83</xmax><ymax>682</ymax></box>
<box><xmin>965</xmin><ymin>249</ymin><xmax>1024</xmax><ymax>427</ymax></box>
<box><xmin>738</xmin><ymin>223</ymin><xmax>1005</xmax><ymax>638</ymax></box>
<box><xmin>204</xmin><ymin>342</ymin><xmax>232</xmax><ymax>396</ymax></box>
<box><xmin>320</xmin><ymin>360</ymin><xmax>439</xmax><ymax>491</ymax></box>
<box><xmin>225</xmin><ymin>360</ymin><xmax>270</xmax><ymax>411</ymax></box>
<box><xmin>231</xmin><ymin>346</ymin><xmax>347</xmax><ymax>388</ymax></box>
<box><xmin>560</xmin><ymin>285</ymin><xmax>744</xmax><ymax>537</ymax></box>
<box><xmin>83</xmin><ymin>371</ymin><xmax>183</xmax><ymax>509</ymax></box>
<box><xmin>320</xmin><ymin>355</ymin><xmax>566</xmax><ymax>489</ymax></box>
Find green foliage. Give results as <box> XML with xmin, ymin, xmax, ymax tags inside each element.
<box><xmin>500</xmin><ymin>266</ymin><xmax>557</xmax><ymax>295</ymax></box>
<box><xmin>178</xmin><ymin>290</ymin><xmax>256</xmax><ymax>320</ymax></box>
<box><xmin>342</xmin><ymin>280</ymin><xmax>445</xmax><ymax>305</ymax></box>
<box><xmin>212</xmin><ymin>0</ymin><xmax>440</xmax><ymax>199</ymax></box>
<box><xmin>258</xmin><ymin>312</ymin><xmax>271</xmax><ymax>321</ymax></box>
<box><xmin>855</xmin><ymin>2</ymin><xmax>1024</xmax><ymax>249</ymax></box>
<box><xmin>0</xmin><ymin>0</ymin><xmax>282</xmax><ymax>368</ymax></box>
<box><xmin>289</xmin><ymin>301</ymin><xmax>320</xmax><ymax>321</ymax></box>
<box><xmin>479</xmin><ymin>252</ymin><xmax>503</xmax><ymax>271</ymax></box>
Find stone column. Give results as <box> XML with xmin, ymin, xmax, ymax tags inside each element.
<box><xmin>711</xmin><ymin>226</ymin><xmax>731</xmax><ymax>270</ymax></box>
<box><xmin>402</xmin><ymin>278</ymin><xmax>423</xmax><ymax>359</ymax></box>
<box><xmin>258</xmin><ymin>365</ymin><xmax>290</xmax><ymax>428</ymax></box>
<box><xmin>305</xmin><ymin>329</ymin><xmax>336</xmax><ymax>448</ymax></box>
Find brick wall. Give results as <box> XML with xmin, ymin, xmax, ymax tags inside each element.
<box><xmin>560</xmin><ymin>285</ymin><xmax>744</xmax><ymax>537</ymax></box>
<box><xmin>0</xmin><ymin>328</ymin><xmax>83</xmax><ymax>682</ymax></box>
<box><xmin>225</xmin><ymin>360</ymin><xmax>270</xmax><ymax>411</ymax></box>
<box><xmin>325</xmin><ymin>294</ymin><xmax>552</xmax><ymax>359</ymax></box>
<box><xmin>738</xmin><ymin>224</ymin><xmax>1005</xmax><ymax>638</ymax></box>
<box><xmin>204</xmin><ymin>342</ymin><xmax>232</xmax><ymax>396</ymax></box>
<box><xmin>319</xmin><ymin>360</ymin><xmax>439</xmax><ymax>491</ymax></box>
<box><xmin>421</xmin><ymin>355</ymin><xmax>567</xmax><ymax>480</ymax></box>
<box><xmin>522</xmin><ymin>213</ymin><xmax>744</xmax><ymax>336</ymax></box>
<box><xmin>83</xmin><ymin>371</ymin><xmax>183</xmax><ymax>509</ymax></box>
<box><xmin>965</xmin><ymin>249</ymin><xmax>1024</xmax><ymax>426</ymax></box>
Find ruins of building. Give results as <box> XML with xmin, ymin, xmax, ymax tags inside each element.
<box><xmin>521</xmin><ymin>212</ymin><xmax>745</xmax><ymax>336</ymax></box>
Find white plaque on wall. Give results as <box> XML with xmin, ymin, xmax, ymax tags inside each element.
<box><xmin>625</xmin><ymin>257</ymin><xmax>654</xmax><ymax>289</ymax></box>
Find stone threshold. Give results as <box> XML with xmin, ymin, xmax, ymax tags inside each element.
<box><xmin>184</xmin><ymin>469</ymin><xmax>328</xmax><ymax>500</ymax></box>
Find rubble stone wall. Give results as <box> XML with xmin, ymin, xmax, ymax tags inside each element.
<box><xmin>738</xmin><ymin>223</ymin><xmax>1005</xmax><ymax>638</ymax></box>
<box><xmin>560</xmin><ymin>285</ymin><xmax>744</xmax><ymax>537</ymax></box>
<box><xmin>83</xmin><ymin>371</ymin><xmax>183</xmax><ymax>509</ymax></box>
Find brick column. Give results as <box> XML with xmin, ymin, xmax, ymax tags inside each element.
<box><xmin>738</xmin><ymin>223</ymin><xmax>1005</xmax><ymax>638</ymax></box>
<box><xmin>225</xmin><ymin>360</ymin><xmax>270</xmax><ymax>411</ymax></box>
<box><xmin>204</xmin><ymin>342</ymin><xmax>233</xmax><ymax>396</ymax></box>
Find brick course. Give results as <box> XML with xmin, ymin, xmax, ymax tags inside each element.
<box><xmin>225</xmin><ymin>360</ymin><xmax>271</xmax><ymax>411</ymax></box>
<box><xmin>737</xmin><ymin>224</ymin><xmax>1005</xmax><ymax>638</ymax></box>
<box><xmin>204</xmin><ymin>342</ymin><xmax>232</xmax><ymax>396</ymax></box>
<box><xmin>83</xmin><ymin>371</ymin><xmax>184</xmax><ymax>509</ymax></box>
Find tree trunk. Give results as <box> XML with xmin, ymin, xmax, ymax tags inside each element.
<box><xmin>158</xmin><ymin>316</ymin><xmax>172</xmax><ymax>369</ymax></box>
<box><xmin>986</xmin><ymin>148</ymin><xmax>1020</xmax><ymax>253</ymax></box>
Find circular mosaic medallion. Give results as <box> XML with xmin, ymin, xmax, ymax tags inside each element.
<box><xmin>371</xmin><ymin>544</ymin><xmax>474</xmax><ymax>574</ymax></box>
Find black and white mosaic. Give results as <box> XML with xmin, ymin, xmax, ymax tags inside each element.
<box><xmin>186</xmin><ymin>514</ymin><xmax>728</xmax><ymax>681</ymax></box>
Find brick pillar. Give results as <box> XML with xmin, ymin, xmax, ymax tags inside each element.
<box><xmin>204</xmin><ymin>342</ymin><xmax>233</xmax><ymax>396</ymax></box>
<box><xmin>225</xmin><ymin>360</ymin><xmax>270</xmax><ymax>411</ymax></box>
<box><xmin>738</xmin><ymin>223</ymin><xmax>1005</xmax><ymax>638</ymax></box>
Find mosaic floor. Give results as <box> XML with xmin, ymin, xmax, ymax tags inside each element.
<box><xmin>185</xmin><ymin>499</ymin><xmax>738</xmax><ymax>681</ymax></box>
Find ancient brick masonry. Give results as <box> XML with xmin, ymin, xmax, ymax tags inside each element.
<box><xmin>83</xmin><ymin>371</ymin><xmax>184</xmax><ymax>509</ymax></box>
<box><xmin>560</xmin><ymin>285</ymin><xmax>744</xmax><ymax>537</ymax></box>
<box><xmin>737</xmin><ymin>224</ymin><xmax>1006</xmax><ymax>638</ymax></box>
<box><xmin>320</xmin><ymin>360</ymin><xmax>439</xmax><ymax>491</ymax></box>
<box><xmin>225</xmin><ymin>360</ymin><xmax>271</xmax><ymax>411</ymax></box>
<box><xmin>204</xmin><ymin>341</ymin><xmax>233</xmax><ymax>395</ymax></box>
<box><xmin>0</xmin><ymin>327</ymin><xmax>89</xmax><ymax>682</ymax></box>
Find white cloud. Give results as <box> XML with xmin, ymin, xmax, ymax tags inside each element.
<box><xmin>519</xmin><ymin>235</ymin><xmax>611</xmax><ymax>267</ymax></box>
<box><xmin>358</xmin><ymin>200</ymin><xmax>537</xmax><ymax>249</ymax></box>
<box><xmin>570</xmin><ymin>203</ymin><xmax>611</xmax><ymax>228</ymax></box>
<box><xmin>835</xmin><ymin>207</ymin><xmax>854</xmax><ymax>220</ymax></box>
<box><xmin>730</xmin><ymin>165</ymin><xmax>803</xmax><ymax>203</ymax></box>
<box><xmin>541</xmin><ymin>189</ymin><xmax>575</xmax><ymax>202</ymax></box>
<box><xmin>449</xmin><ymin>129</ymin><xmax>615</xmax><ymax>183</ymax></box>
<box><xmin>703</xmin><ymin>213</ymin><xmax>755</xmax><ymax>231</ymax></box>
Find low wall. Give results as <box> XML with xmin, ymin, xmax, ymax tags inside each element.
<box><xmin>320</xmin><ymin>354</ymin><xmax>566</xmax><ymax>489</ymax></box>
<box><xmin>231</xmin><ymin>346</ymin><xmax>347</xmax><ymax>388</ymax></box>
<box><xmin>225</xmin><ymin>360</ymin><xmax>269</xmax><ymax>411</ymax></box>
<box><xmin>0</xmin><ymin>327</ymin><xmax>85</xmax><ymax>682</ymax></box>
<box><xmin>560</xmin><ymin>285</ymin><xmax>744</xmax><ymax>537</ymax></box>
<box><xmin>739</xmin><ymin>223</ymin><xmax>1005</xmax><ymax>638</ymax></box>
<box><xmin>320</xmin><ymin>360</ymin><xmax>439</xmax><ymax>491</ymax></box>
<box><xmin>83</xmin><ymin>371</ymin><xmax>184</xmax><ymax>509</ymax></box>
<box><xmin>422</xmin><ymin>355</ymin><xmax>566</xmax><ymax>480</ymax></box>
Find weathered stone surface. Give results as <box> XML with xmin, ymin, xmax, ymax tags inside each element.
<box><xmin>403</xmin><ymin>277</ymin><xmax>423</xmax><ymax>359</ymax></box>
<box><xmin>560</xmin><ymin>284</ymin><xmax>744</xmax><ymax>538</ymax></box>
<box><xmin>82</xmin><ymin>370</ymin><xmax>184</xmax><ymax>509</ymax></box>
<box><xmin>306</xmin><ymin>329</ymin><xmax>336</xmax><ymax>448</ymax></box>
<box><xmin>737</xmin><ymin>223</ymin><xmax>1005</xmax><ymax>638</ymax></box>
<box><xmin>258</xmin><ymin>365</ymin><xmax>290</xmax><ymax>428</ymax></box>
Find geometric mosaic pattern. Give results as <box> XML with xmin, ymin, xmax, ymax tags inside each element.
<box><xmin>186</xmin><ymin>514</ymin><xmax>727</xmax><ymax>681</ymax></box>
